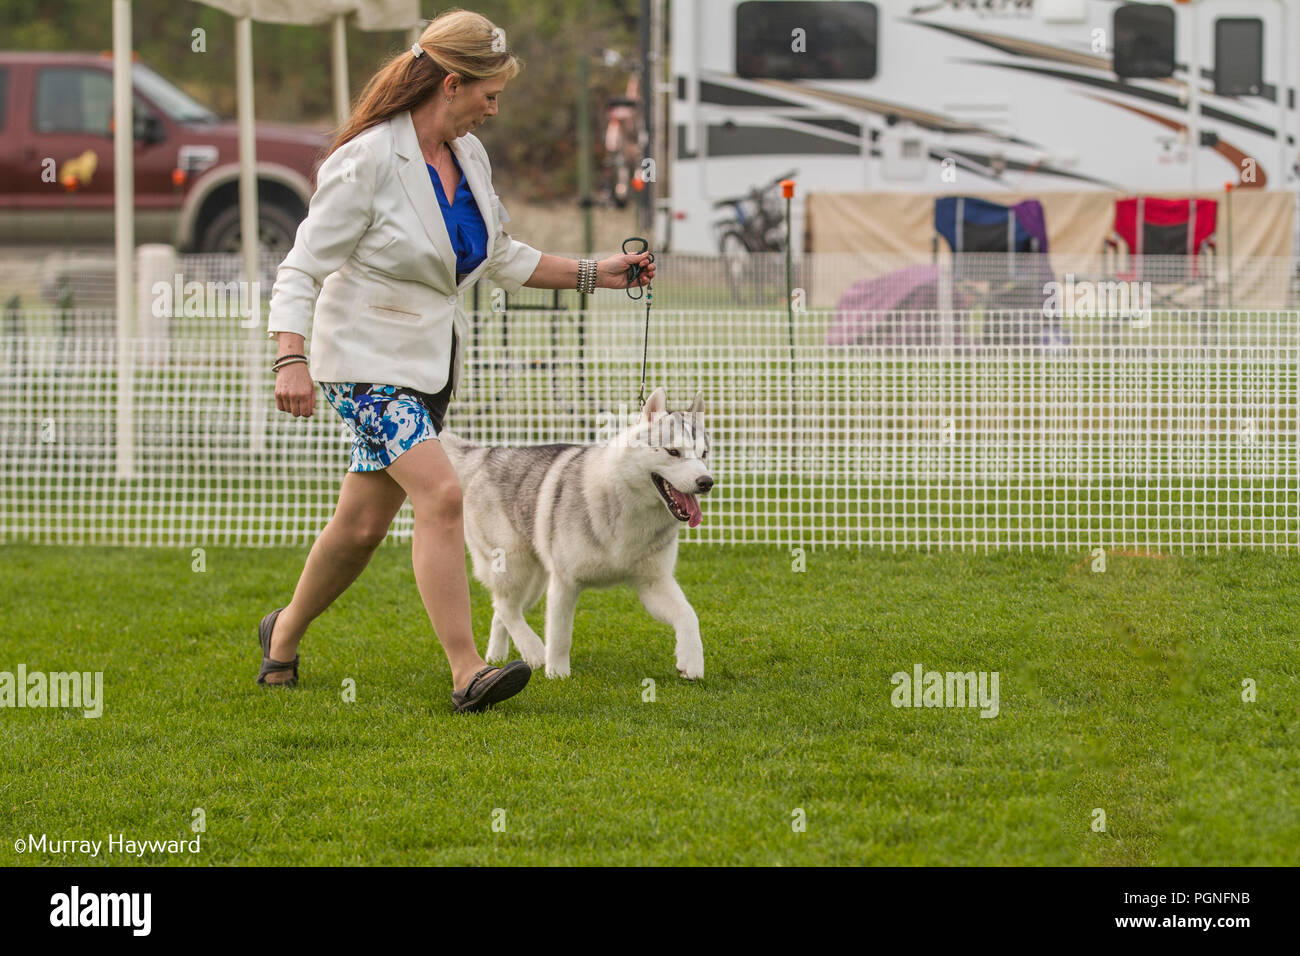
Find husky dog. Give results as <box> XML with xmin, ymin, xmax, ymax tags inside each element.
<box><xmin>438</xmin><ymin>387</ymin><xmax>714</xmax><ymax>679</ymax></box>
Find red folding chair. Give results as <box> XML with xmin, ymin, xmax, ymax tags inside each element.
<box><xmin>1104</xmin><ymin>197</ymin><xmax>1218</xmax><ymax>304</ymax></box>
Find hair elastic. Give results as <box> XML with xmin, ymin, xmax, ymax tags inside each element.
<box><xmin>411</xmin><ymin>42</ymin><xmax>425</xmax><ymax>58</ymax></box>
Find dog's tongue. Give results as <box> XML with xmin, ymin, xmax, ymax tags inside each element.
<box><xmin>671</xmin><ymin>488</ymin><xmax>703</xmax><ymax>528</ymax></box>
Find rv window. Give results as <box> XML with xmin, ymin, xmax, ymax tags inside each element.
<box><xmin>1215</xmin><ymin>18</ymin><xmax>1263</xmax><ymax>97</ymax></box>
<box><xmin>735</xmin><ymin>1</ymin><xmax>878</xmax><ymax>81</ymax></box>
<box><xmin>1113</xmin><ymin>3</ymin><xmax>1175</xmax><ymax>79</ymax></box>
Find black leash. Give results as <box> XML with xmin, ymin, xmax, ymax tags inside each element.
<box><xmin>623</xmin><ymin>236</ymin><xmax>654</xmax><ymax>409</ymax></box>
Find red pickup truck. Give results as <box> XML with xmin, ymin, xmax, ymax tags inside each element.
<box><xmin>0</xmin><ymin>51</ymin><xmax>327</xmax><ymax>255</ymax></box>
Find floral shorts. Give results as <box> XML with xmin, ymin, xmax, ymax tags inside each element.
<box><xmin>320</xmin><ymin>336</ymin><xmax>457</xmax><ymax>472</ymax></box>
<box><xmin>319</xmin><ymin>325</ymin><xmax>462</xmax><ymax>476</ymax></box>
<box><xmin>320</xmin><ymin>380</ymin><xmax>450</xmax><ymax>472</ymax></box>
<box><xmin>319</xmin><ymin>379</ymin><xmax>452</xmax><ymax>473</ymax></box>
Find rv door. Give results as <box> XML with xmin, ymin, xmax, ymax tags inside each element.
<box><xmin>1196</xmin><ymin>0</ymin><xmax>1289</xmax><ymax>191</ymax></box>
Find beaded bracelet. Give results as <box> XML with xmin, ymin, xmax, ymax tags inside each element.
<box><xmin>577</xmin><ymin>258</ymin><xmax>597</xmax><ymax>295</ymax></box>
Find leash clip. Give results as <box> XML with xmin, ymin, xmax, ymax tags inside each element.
<box><xmin>623</xmin><ymin>236</ymin><xmax>654</xmax><ymax>301</ymax></box>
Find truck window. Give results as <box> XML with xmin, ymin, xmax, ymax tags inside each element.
<box><xmin>1113</xmin><ymin>3</ymin><xmax>1175</xmax><ymax>79</ymax></box>
<box><xmin>1215</xmin><ymin>18</ymin><xmax>1263</xmax><ymax>96</ymax></box>
<box><xmin>35</xmin><ymin>67</ymin><xmax>113</xmax><ymax>135</ymax></box>
<box><xmin>736</xmin><ymin>1</ymin><xmax>878</xmax><ymax>81</ymax></box>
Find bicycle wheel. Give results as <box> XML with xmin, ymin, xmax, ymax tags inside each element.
<box><xmin>720</xmin><ymin>230</ymin><xmax>755</xmax><ymax>306</ymax></box>
<box><xmin>755</xmin><ymin>249</ymin><xmax>796</xmax><ymax>310</ymax></box>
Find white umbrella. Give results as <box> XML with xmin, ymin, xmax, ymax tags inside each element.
<box><xmin>199</xmin><ymin>0</ymin><xmax>417</xmax><ymax>29</ymax></box>
<box><xmin>190</xmin><ymin>0</ymin><xmax>420</xmax><ymax>316</ymax></box>
<box><xmin>113</xmin><ymin>0</ymin><xmax>422</xmax><ymax>325</ymax></box>
<box><xmin>198</xmin><ymin>1</ymin><xmax>418</xmax><ymax>120</ymax></box>
<box><xmin>111</xmin><ymin>0</ymin><xmax>418</xmax><ymax>476</ymax></box>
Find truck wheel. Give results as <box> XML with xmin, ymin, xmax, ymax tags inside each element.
<box><xmin>198</xmin><ymin>203</ymin><xmax>300</xmax><ymax>258</ymax></box>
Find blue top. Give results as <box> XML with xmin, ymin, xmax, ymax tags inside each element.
<box><xmin>427</xmin><ymin>152</ymin><xmax>488</xmax><ymax>282</ymax></box>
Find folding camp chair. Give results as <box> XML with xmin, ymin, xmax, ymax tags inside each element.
<box><xmin>1104</xmin><ymin>197</ymin><xmax>1218</xmax><ymax>307</ymax></box>
<box><xmin>933</xmin><ymin>196</ymin><xmax>1061</xmax><ymax>346</ymax></box>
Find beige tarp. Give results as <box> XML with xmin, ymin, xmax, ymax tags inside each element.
<box><xmin>806</xmin><ymin>190</ymin><xmax>1295</xmax><ymax>308</ymax></box>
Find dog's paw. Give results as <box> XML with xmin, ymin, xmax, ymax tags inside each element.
<box><xmin>521</xmin><ymin>652</ymin><xmax>546</xmax><ymax>670</ymax></box>
<box><xmin>485</xmin><ymin>651</ymin><xmax>511</xmax><ymax>665</ymax></box>
<box><xmin>545</xmin><ymin>662</ymin><xmax>570</xmax><ymax>679</ymax></box>
<box><xmin>677</xmin><ymin>657</ymin><xmax>704</xmax><ymax>681</ymax></box>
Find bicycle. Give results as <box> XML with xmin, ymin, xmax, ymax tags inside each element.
<box><xmin>711</xmin><ymin>169</ymin><xmax>798</xmax><ymax>306</ymax></box>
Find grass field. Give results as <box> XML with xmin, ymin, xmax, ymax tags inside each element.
<box><xmin>1</xmin><ymin>542</ymin><xmax>1297</xmax><ymax>866</ymax></box>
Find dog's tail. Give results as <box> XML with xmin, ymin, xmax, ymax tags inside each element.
<box><xmin>438</xmin><ymin>430</ymin><xmax>489</xmax><ymax>484</ymax></box>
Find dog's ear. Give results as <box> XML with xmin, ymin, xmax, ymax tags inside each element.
<box><xmin>687</xmin><ymin>389</ymin><xmax>705</xmax><ymax>421</ymax></box>
<box><xmin>639</xmin><ymin>386</ymin><xmax>667</xmax><ymax>423</ymax></box>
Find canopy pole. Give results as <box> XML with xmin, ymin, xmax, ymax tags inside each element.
<box><xmin>235</xmin><ymin>14</ymin><xmax>259</xmax><ymax>321</ymax></box>
<box><xmin>1186</xmin><ymin>4</ymin><xmax>1200</xmax><ymax>189</ymax></box>
<box><xmin>332</xmin><ymin>13</ymin><xmax>350</xmax><ymax>126</ymax></box>
<box><xmin>113</xmin><ymin>0</ymin><xmax>135</xmax><ymax>480</ymax></box>
<box><xmin>1276</xmin><ymin>0</ymin><xmax>1288</xmax><ymax>186</ymax></box>
<box><xmin>234</xmin><ymin>15</ymin><xmax>266</xmax><ymax>459</ymax></box>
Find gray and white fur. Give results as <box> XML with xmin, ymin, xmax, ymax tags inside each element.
<box><xmin>438</xmin><ymin>387</ymin><xmax>714</xmax><ymax>679</ymax></box>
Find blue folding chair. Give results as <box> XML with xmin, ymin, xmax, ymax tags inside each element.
<box><xmin>933</xmin><ymin>196</ymin><xmax>1063</xmax><ymax>347</ymax></box>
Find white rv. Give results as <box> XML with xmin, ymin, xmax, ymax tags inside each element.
<box><xmin>664</xmin><ymin>0</ymin><xmax>1300</xmax><ymax>253</ymax></box>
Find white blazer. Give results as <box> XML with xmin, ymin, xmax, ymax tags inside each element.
<box><xmin>266</xmin><ymin>109</ymin><xmax>543</xmax><ymax>399</ymax></box>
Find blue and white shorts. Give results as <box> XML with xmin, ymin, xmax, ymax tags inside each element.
<box><xmin>319</xmin><ymin>336</ymin><xmax>456</xmax><ymax>472</ymax></box>
<box><xmin>320</xmin><ymin>380</ymin><xmax>450</xmax><ymax>472</ymax></box>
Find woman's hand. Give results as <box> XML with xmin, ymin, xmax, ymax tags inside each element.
<box><xmin>597</xmin><ymin>251</ymin><xmax>656</xmax><ymax>291</ymax></box>
<box><xmin>275</xmin><ymin>362</ymin><xmax>316</xmax><ymax>418</ymax></box>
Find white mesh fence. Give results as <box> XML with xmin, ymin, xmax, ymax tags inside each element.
<box><xmin>1</xmin><ymin>304</ymin><xmax>1297</xmax><ymax>551</ymax></box>
<box><xmin>3</xmin><ymin>249</ymin><xmax>1298</xmax><ymax>317</ymax></box>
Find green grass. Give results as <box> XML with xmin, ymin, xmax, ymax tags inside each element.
<box><xmin>0</xmin><ymin>543</ymin><xmax>1296</xmax><ymax>865</ymax></box>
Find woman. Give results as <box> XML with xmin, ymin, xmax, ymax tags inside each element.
<box><xmin>259</xmin><ymin>8</ymin><xmax>655</xmax><ymax>712</ymax></box>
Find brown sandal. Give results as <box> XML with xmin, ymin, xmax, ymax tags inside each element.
<box><xmin>257</xmin><ymin>607</ymin><xmax>299</xmax><ymax>687</ymax></box>
<box><xmin>451</xmin><ymin>661</ymin><xmax>531</xmax><ymax>713</ymax></box>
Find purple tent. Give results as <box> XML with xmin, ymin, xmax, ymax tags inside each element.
<box><xmin>828</xmin><ymin>264</ymin><xmax>970</xmax><ymax>346</ymax></box>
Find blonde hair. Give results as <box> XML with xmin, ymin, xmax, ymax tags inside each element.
<box><xmin>327</xmin><ymin>8</ymin><xmax>522</xmax><ymax>157</ymax></box>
